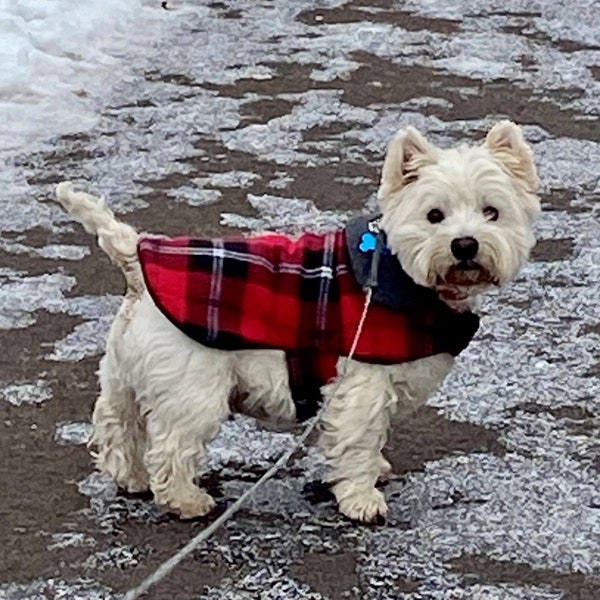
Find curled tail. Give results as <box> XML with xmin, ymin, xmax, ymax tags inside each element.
<box><xmin>55</xmin><ymin>181</ymin><xmax>144</xmax><ymax>298</ymax></box>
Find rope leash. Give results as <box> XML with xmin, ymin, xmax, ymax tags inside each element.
<box><xmin>122</xmin><ymin>287</ymin><xmax>374</xmax><ymax>600</ymax></box>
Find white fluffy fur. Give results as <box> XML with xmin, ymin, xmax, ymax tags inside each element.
<box><xmin>54</xmin><ymin>121</ymin><xmax>540</xmax><ymax>522</ymax></box>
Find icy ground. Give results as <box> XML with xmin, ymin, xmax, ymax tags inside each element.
<box><xmin>1</xmin><ymin>0</ymin><xmax>599</xmax><ymax>599</ymax></box>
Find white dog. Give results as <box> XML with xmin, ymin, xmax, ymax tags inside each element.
<box><xmin>55</xmin><ymin>121</ymin><xmax>540</xmax><ymax>523</ymax></box>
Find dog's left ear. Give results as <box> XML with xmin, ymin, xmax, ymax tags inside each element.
<box><xmin>377</xmin><ymin>126</ymin><xmax>438</xmax><ymax>209</ymax></box>
<box><xmin>484</xmin><ymin>121</ymin><xmax>540</xmax><ymax>193</ymax></box>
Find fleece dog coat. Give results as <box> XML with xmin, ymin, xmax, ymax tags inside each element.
<box><xmin>138</xmin><ymin>216</ymin><xmax>479</xmax><ymax>418</ymax></box>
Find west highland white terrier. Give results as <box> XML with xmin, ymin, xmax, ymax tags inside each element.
<box><xmin>54</xmin><ymin>121</ymin><xmax>540</xmax><ymax>522</ymax></box>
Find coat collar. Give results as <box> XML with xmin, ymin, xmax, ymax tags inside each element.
<box><xmin>345</xmin><ymin>214</ymin><xmax>442</xmax><ymax>311</ymax></box>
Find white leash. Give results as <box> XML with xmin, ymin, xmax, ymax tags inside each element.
<box><xmin>122</xmin><ymin>287</ymin><xmax>374</xmax><ymax>600</ymax></box>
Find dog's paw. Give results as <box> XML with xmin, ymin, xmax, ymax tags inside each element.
<box><xmin>175</xmin><ymin>490</ymin><xmax>217</xmax><ymax>520</ymax></box>
<box><xmin>338</xmin><ymin>488</ymin><xmax>388</xmax><ymax>523</ymax></box>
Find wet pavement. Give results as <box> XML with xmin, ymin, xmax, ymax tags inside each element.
<box><xmin>1</xmin><ymin>1</ymin><xmax>600</xmax><ymax>598</ymax></box>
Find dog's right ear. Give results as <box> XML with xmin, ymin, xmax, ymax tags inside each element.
<box><xmin>377</xmin><ymin>126</ymin><xmax>437</xmax><ymax>208</ymax></box>
<box><xmin>484</xmin><ymin>121</ymin><xmax>539</xmax><ymax>193</ymax></box>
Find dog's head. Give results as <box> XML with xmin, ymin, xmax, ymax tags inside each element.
<box><xmin>378</xmin><ymin>121</ymin><xmax>541</xmax><ymax>304</ymax></box>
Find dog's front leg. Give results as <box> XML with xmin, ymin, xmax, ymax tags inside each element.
<box><xmin>319</xmin><ymin>359</ymin><xmax>397</xmax><ymax>523</ymax></box>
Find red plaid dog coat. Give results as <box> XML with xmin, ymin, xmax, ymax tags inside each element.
<box><xmin>138</xmin><ymin>216</ymin><xmax>479</xmax><ymax>419</ymax></box>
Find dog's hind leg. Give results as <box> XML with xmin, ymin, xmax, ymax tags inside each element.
<box><xmin>142</xmin><ymin>348</ymin><xmax>235</xmax><ymax>520</ymax></box>
<box><xmin>91</xmin><ymin>358</ymin><xmax>148</xmax><ymax>493</ymax></box>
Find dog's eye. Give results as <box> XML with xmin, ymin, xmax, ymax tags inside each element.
<box><xmin>427</xmin><ymin>209</ymin><xmax>445</xmax><ymax>224</ymax></box>
<box><xmin>483</xmin><ymin>206</ymin><xmax>499</xmax><ymax>221</ymax></box>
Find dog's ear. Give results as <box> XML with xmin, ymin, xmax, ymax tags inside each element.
<box><xmin>377</xmin><ymin>126</ymin><xmax>437</xmax><ymax>208</ymax></box>
<box><xmin>484</xmin><ymin>121</ymin><xmax>540</xmax><ymax>193</ymax></box>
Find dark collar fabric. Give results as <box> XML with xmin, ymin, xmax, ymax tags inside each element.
<box><xmin>345</xmin><ymin>213</ymin><xmax>440</xmax><ymax>310</ymax></box>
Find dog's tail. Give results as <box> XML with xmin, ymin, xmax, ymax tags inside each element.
<box><xmin>55</xmin><ymin>181</ymin><xmax>144</xmax><ymax>297</ymax></box>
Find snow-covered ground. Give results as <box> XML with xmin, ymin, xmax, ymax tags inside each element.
<box><xmin>0</xmin><ymin>0</ymin><xmax>164</xmax><ymax>151</ymax></box>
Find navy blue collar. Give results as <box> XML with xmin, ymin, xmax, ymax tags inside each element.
<box><xmin>345</xmin><ymin>214</ymin><xmax>442</xmax><ymax>311</ymax></box>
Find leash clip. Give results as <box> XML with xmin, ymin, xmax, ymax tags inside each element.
<box><xmin>365</xmin><ymin>219</ymin><xmax>384</xmax><ymax>291</ymax></box>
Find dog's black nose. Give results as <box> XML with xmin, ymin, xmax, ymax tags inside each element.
<box><xmin>451</xmin><ymin>237</ymin><xmax>479</xmax><ymax>261</ymax></box>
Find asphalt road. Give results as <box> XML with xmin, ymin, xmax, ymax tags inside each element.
<box><xmin>1</xmin><ymin>1</ymin><xmax>599</xmax><ymax>599</ymax></box>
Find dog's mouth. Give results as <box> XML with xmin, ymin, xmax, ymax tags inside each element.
<box><xmin>456</xmin><ymin>259</ymin><xmax>479</xmax><ymax>270</ymax></box>
<box><xmin>440</xmin><ymin>262</ymin><xmax>497</xmax><ymax>286</ymax></box>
